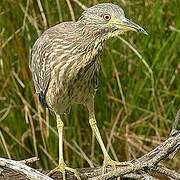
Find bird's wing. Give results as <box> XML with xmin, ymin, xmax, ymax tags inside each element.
<box><xmin>29</xmin><ymin>22</ymin><xmax>78</xmax><ymax>106</ymax></box>
<box><xmin>29</xmin><ymin>34</ymin><xmax>52</xmax><ymax>106</ymax></box>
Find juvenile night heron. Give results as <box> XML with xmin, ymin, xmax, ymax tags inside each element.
<box><xmin>30</xmin><ymin>3</ymin><xmax>147</xmax><ymax>179</ymax></box>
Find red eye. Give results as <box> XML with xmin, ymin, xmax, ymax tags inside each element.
<box><xmin>103</xmin><ymin>14</ymin><xmax>111</xmax><ymax>21</ymax></box>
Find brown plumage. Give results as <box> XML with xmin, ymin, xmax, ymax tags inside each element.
<box><xmin>30</xmin><ymin>21</ymin><xmax>103</xmax><ymax>113</ymax></box>
<box><xmin>29</xmin><ymin>3</ymin><xmax>147</xmax><ymax>179</ymax></box>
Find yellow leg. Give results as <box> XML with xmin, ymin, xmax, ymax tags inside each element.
<box><xmin>57</xmin><ymin>114</ymin><xmax>64</xmax><ymax>164</ymax></box>
<box><xmin>87</xmin><ymin>98</ymin><xmax>128</xmax><ymax>173</ymax></box>
<box><xmin>47</xmin><ymin>114</ymin><xmax>81</xmax><ymax>180</ymax></box>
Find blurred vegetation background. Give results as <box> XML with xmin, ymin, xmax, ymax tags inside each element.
<box><xmin>0</xmin><ymin>0</ymin><xmax>180</xmax><ymax>172</ymax></box>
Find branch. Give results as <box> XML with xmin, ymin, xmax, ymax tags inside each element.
<box><xmin>0</xmin><ymin>157</ymin><xmax>53</xmax><ymax>180</ymax></box>
<box><xmin>92</xmin><ymin>131</ymin><xmax>180</xmax><ymax>180</ymax></box>
<box><xmin>0</xmin><ymin>109</ymin><xmax>180</xmax><ymax>180</ymax></box>
<box><xmin>151</xmin><ymin>165</ymin><xmax>180</xmax><ymax>180</ymax></box>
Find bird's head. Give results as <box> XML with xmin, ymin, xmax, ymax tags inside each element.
<box><xmin>78</xmin><ymin>3</ymin><xmax>148</xmax><ymax>38</ymax></box>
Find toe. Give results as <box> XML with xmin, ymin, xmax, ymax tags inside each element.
<box><xmin>103</xmin><ymin>156</ymin><xmax>129</xmax><ymax>169</ymax></box>
<box><xmin>47</xmin><ymin>164</ymin><xmax>81</xmax><ymax>180</ymax></box>
<box><xmin>47</xmin><ymin>166</ymin><xmax>60</xmax><ymax>176</ymax></box>
<box><xmin>109</xmin><ymin>160</ymin><xmax>129</xmax><ymax>166</ymax></box>
<box><xmin>65</xmin><ymin>167</ymin><xmax>81</xmax><ymax>180</ymax></box>
<box><xmin>101</xmin><ymin>157</ymin><xmax>130</xmax><ymax>176</ymax></box>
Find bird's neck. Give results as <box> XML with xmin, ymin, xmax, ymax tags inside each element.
<box><xmin>83</xmin><ymin>25</ymin><xmax>110</xmax><ymax>41</ymax></box>
<box><xmin>78</xmin><ymin>25</ymin><xmax>110</xmax><ymax>56</ymax></box>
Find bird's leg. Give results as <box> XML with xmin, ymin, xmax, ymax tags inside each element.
<box><xmin>87</xmin><ymin>98</ymin><xmax>128</xmax><ymax>174</ymax></box>
<box><xmin>47</xmin><ymin>114</ymin><xmax>80</xmax><ymax>180</ymax></box>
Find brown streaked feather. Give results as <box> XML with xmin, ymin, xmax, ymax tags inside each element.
<box><xmin>29</xmin><ymin>22</ymin><xmax>79</xmax><ymax>106</ymax></box>
<box><xmin>30</xmin><ymin>20</ymin><xmax>106</xmax><ymax>112</ymax></box>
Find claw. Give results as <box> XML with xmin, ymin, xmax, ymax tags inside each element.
<box><xmin>47</xmin><ymin>162</ymin><xmax>81</xmax><ymax>180</ymax></box>
<box><xmin>102</xmin><ymin>156</ymin><xmax>130</xmax><ymax>175</ymax></box>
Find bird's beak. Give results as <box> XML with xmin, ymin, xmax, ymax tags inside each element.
<box><xmin>114</xmin><ymin>17</ymin><xmax>148</xmax><ymax>35</ymax></box>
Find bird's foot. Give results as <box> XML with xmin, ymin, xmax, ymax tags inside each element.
<box><xmin>101</xmin><ymin>156</ymin><xmax>130</xmax><ymax>175</ymax></box>
<box><xmin>47</xmin><ymin>162</ymin><xmax>81</xmax><ymax>180</ymax></box>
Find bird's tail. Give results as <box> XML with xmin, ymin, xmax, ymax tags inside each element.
<box><xmin>37</xmin><ymin>91</ymin><xmax>48</xmax><ymax>108</ymax></box>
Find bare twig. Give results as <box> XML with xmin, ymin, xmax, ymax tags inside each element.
<box><xmin>151</xmin><ymin>165</ymin><xmax>180</xmax><ymax>180</ymax></box>
<box><xmin>20</xmin><ymin>157</ymin><xmax>39</xmax><ymax>164</ymax></box>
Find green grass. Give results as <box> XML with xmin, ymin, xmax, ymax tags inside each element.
<box><xmin>0</xmin><ymin>0</ymin><xmax>180</xmax><ymax>171</ymax></box>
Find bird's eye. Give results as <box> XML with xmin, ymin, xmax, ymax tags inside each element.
<box><xmin>102</xmin><ymin>14</ymin><xmax>111</xmax><ymax>21</ymax></box>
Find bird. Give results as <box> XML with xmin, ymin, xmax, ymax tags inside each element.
<box><xmin>29</xmin><ymin>3</ymin><xmax>147</xmax><ymax>179</ymax></box>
